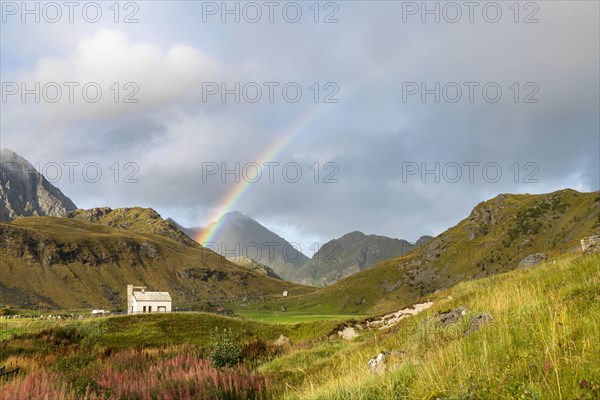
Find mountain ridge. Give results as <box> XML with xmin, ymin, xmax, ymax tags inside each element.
<box><xmin>177</xmin><ymin>215</ymin><xmax>433</xmax><ymax>286</ymax></box>
<box><xmin>246</xmin><ymin>188</ymin><xmax>599</xmax><ymax>314</ymax></box>
<box><xmin>0</xmin><ymin>148</ymin><xmax>77</xmax><ymax>222</ymax></box>
<box><xmin>290</xmin><ymin>231</ymin><xmax>418</xmax><ymax>286</ymax></box>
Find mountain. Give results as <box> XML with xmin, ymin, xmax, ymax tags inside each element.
<box><xmin>0</xmin><ymin>208</ymin><xmax>310</xmax><ymax>310</ymax></box>
<box><xmin>291</xmin><ymin>231</ymin><xmax>416</xmax><ymax>286</ymax></box>
<box><xmin>271</xmin><ymin>189</ymin><xmax>599</xmax><ymax>315</ymax></box>
<box><xmin>184</xmin><ymin>211</ymin><xmax>309</xmax><ymax>282</ymax></box>
<box><xmin>0</xmin><ymin>148</ymin><xmax>77</xmax><ymax>222</ymax></box>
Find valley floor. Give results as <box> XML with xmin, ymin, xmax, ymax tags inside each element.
<box><xmin>0</xmin><ymin>253</ymin><xmax>598</xmax><ymax>399</ymax></box>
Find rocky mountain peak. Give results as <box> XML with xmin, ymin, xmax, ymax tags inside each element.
<box><xmin>0</xmin><ymin>148</ymin><xmax>77</xmax><ymax>222</ymax></box>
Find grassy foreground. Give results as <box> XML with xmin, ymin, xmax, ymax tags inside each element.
<box><xmin>263</xmin><ymin>253</ymin><xmax>600</xmax><ymax>399</ymax></box>
<box><xmin>0</xmin><ymin>253</ymin><xmax>598</xmax><ymax>399</ymax></box>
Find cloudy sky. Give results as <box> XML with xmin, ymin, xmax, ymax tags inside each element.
<box><xmin>1</xmin><ymin>1</ymin><xmax>598</xmax><ymax>254</ymax></box>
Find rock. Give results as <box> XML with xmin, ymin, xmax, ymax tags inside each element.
<box><xmin>273</xmin><ymin>334</ymin><xmax>290</xmax><ymax>347</ymax></box>
<box><xmin>465</xmin><ymin>313</ymin><xmax>493</xmax><ymax>335</ymax></box>
<box><xmin>518</xmin><ymin>253</ymin><xmax>547</xmax><ymax>269</ymax></box>
<box><xmin>581</xmin><ymin>235</ymin><xmax>600</xmax><ymax>250</ymax></box>
<box><xmin>367</xmin><ymin>352</ymin><xmax>386</xmax><ymax>373</ymax></box>
<box><xmin>583</xmin><ymin>243</ymin><xmax>600</xmax><ymax>254</ymax></box>
<box><xmin>337</xmin><ymin>326</ymin><xmax>358</xmax><ymax>340</ymax></box>
<box><xmin>227</xmin><ymin>256</ymin><xmax>283</xmax><ymax>280</ymax></box>
<box><xmin>581</xmin><ymin>236</ymin><xmax>600</xmax><ymax>254</ymax></box>
<box><xmin>435</xmin><ymin>306</ymin><xmax>467</xmax><ymax>326</ymax></box>
<box><xmin>66</xmin><ymin>207</ymin><xmax>112</xmax><ymax>222</ymax></box>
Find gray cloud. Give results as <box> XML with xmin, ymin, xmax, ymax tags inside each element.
<box><xmin>1</xmin><ymin>1</ymin><xmax>598</xmax><ymax>250</ymax></box>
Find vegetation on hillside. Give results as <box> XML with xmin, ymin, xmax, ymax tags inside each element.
<box><xmin>0</xmin><ymin>253</ymin><xmax>597</xmax><ymax>399</ymax></box>
<box><xmin>261</xmin><ymin>253</ymin><xmax>599</xmax><ymax>399</ymax></box>
<box><xmin>0</xmin><ymin>213</ymin><xmax>310</xmax><ymax>310</ymax></box>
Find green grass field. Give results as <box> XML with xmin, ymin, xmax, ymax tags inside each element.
<box><xmin>236</xmin><ymin>310</ymin><xmax>366</xmax><ymax>323</ymax></box>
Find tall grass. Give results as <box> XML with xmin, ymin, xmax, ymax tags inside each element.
<box><xmin>271</xmin><ymin>254</ymin><xmax>600</xmax><ymax>399</ymax></box>
<box><xmin>0</xmin><ymin>347</ymin><xmax>270</xmax><ymax>400</ymax></box>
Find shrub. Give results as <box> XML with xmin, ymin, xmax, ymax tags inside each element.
<box><xmin>210</xmin><ymin>327</ymin><xmax>243</xmax><ymax>368</ymax></box>
<box><xmin>36</xmin><ymin>326</ymin><xmax>84</xmax><ymax>345</ymax></box>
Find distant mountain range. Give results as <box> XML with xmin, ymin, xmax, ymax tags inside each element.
<box><xmin>177</xmin><ymin>214</ymin><xmax>432</xmax><ymax>286</ymax></box>
<box><xmin>290</xmin><ymin>231</ymin><xmax>432</xmax><ymax>286</ymax></box>
<box><xmin>0</xmin><ymin>148</ymin><xmax>77</xmax><ymax>222</ymax></box>
<box><xmin>3</xmin><ymin>150</ymin><xmax>596</xmax><ymax>314</ymax></box>
<box><xmin>0</xmin><ymin>150</ymin><xmax>309</xmax><ymax>309</ymax></box>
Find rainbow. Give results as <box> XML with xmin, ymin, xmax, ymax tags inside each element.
<box><xmin>196</xmin><ymin>103</ymin><xmax>329</xmax><ymax>244</ymax></box>
<box><xmin>196</xmin><ymin>55</ymin><xmax>408</xmax><ymax>245</ymax></box>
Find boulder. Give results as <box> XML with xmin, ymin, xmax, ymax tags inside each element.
<box><xmin>273</xmin><ymin>334</ymin><xmax>290</xmax><ymax>347</ymax></box>
<box><xmin>583</xmin><ymin>243</ymin><xmax>600</xmax><ymax>255</ymax></box>
<box><xmin>337</xmin><ymin>326</ymin><xmax>358</xmax><ymax>340</ymax></box>
<box><xmin>435</xmin><ymin>306</ymin><xmax>467</xmax><ymax>326</ymax></box>
<box><xmin>465</xmin><ymin>313</ymin><xmax>493</xmax><ymax>335</ymax></box>
<box><xmin>518</xmin><ymin>253</ymin><xmax>547</xmax><ymax>269</ymax></box>
<box><xmin>367</xmin><ymin>352</ymin><xmax>386</xmax><ymax>373</ymax></box>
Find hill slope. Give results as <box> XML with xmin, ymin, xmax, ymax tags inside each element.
<box><xmin>67</xmin><ymin>207</ymin><xmax>197</xmax><ymax>247</ymax></box>
<box><xmin>0</xmin><ymin>148</ymin><xmax>77</xmax><ymax>222</ymax></box>
<box><xmin>226</xmin><ymin>256</ymin><xmax>283</xmax><ymax>280</ymax></box>
<box><xmin>253</xmin><ymin>189</ymin><xmax>599</xmax><ymax>315</ymax></box>
<box><xmin>291</xmin><ymin>231</ymin><xmax>416</xmax><ymax>286</ymax></box>
<box><xmin>266</xmin><ymin>252</ymin><xmax>600</xmax><ymax>399</ymax></box>
<box><xmin>0</xmin><ymin>209</ymin><xmax>310</xmax><ymax>310</ymax></box>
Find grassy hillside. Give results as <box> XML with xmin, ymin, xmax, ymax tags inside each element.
<box><xmin>261</xmin><ymin>252</ymin><xmax>600</xmax><ymax>399</ymax></box>
<box><xmin>1</xmin><ymin>252</ymin><xmax>597</xmax><ymax>399</ymax></box>
<box><xmin>67</xmin><ymin>207</ymin><xmax>198</xmax><ymax>247</ymax></box>
<box><xmin>239</xmin><ymin>189</ymin><xmax>599</xmax><ymax>315</ymax></box>
<box><xmin>0</xmin><ymin>212</ymin><xmax>311</xmax><ymax>310</ymax></box>
<box><xmin>0</xmin><ymin>311</ymin><xmax>340</xmax><ymax>399</ymax></box>
<box><xmin>227</xmin><ymin>256</ymin><xmax>283</xmax><ymax>280</ymax></box>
